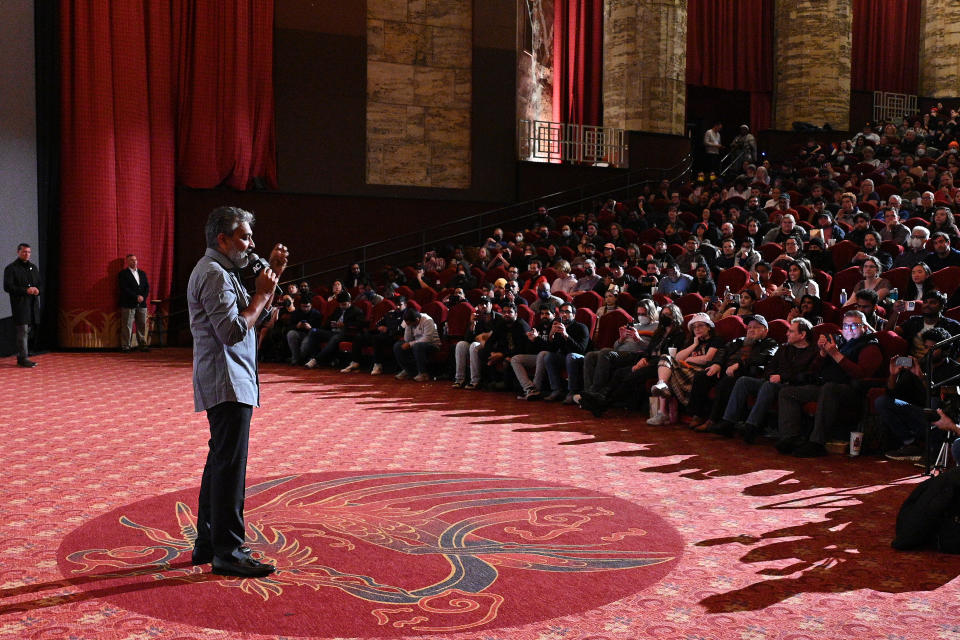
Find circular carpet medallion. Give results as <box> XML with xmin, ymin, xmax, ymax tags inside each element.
<box><xmin>58</xmin><ymin>471</ymin><xmax>682</xmax><ymax>636</ymax></box>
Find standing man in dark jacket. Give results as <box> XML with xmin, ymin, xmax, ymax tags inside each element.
<box><xmin>4</xmin><ymin>243</ymin><xmax>41</xmax><ymax>367</ymax></box>
<box><xmin>118</xmin><ymin>253</ymin><xmax>150</xmax><ymax>352</ymax></box>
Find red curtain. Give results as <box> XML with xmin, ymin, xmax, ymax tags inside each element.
<box><xmin>552</xmin><ymin>0</ymin><xmax>603</xmax><ymax>127</ymax></box>
<box><xmin>686</xmin><ymin>0</ymin><xmax>773</xmax><ymax>132</ymax></box>
<box><xmin>852</xmin><ymin>0</ymin><xmax>921</xmax><ymax>94</ymax></box>
<box><xmin>59</xmin><ymin>0</ymin><xmax>275</xmax><ymax>346</ymax></box>
<box><xmin>175</xmin><ymin>2</ymin><xmax>277</xmax><ymax>189</ymax></box>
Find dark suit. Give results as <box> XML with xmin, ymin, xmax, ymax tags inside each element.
<box><xmin>4</xmin><ymin>258</ymin><xmax>42</xmax><ymax>361</ymax></box>
<box><xmin>118</xmin><ymin>268</ymin><xmax>150</xmax><ymax>349</ymax></box>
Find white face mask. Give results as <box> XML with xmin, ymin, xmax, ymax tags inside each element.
<box><xmin>636</xmin><ymin>315</ymin><xmax>652</xmax><ymax>326</ymax></box>
<box><xmin>909</xmin><ymin>236</ymin><xmax>926</xmax><ymax>249</ymax></box>
<box><xmin>562</xmin><ymin>230</ymin><xmax>571</xmax><ymax>237</ymax></box>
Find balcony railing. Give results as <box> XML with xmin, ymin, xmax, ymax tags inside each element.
<box><xmin>873</xmin><ymin>91</ymin><xmax>918</xmax><ymax>123</ymax></box>
<box><xmin>518</xmin><ymin>120</ymin><xmax>628</xmax><ymax>168</ymax></box>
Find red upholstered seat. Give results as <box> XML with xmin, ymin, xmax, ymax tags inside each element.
<box><xmin>714</xmin><ymin>315</ymin><xmax>747</xmax><ymax>340</ymax></box>
<box><xmin>573</xmin><ymin>290</ymin><xmax>602</xmax><ymax>313</ymax></box>
<box><xmin>595</xmin><ymin>308</ymin><xmax>633</xmax><ymax>349</ymax></box>
<box><xmin>716</xmin><ymin>266</ymin><xmax>750</xmax><ymax>294</ymax></box>
<box><xmin>575</xmin><ymin>307</ymin><xmax>597</xmax><ymax>340</ymax></box>
<box><xmin>830</xmin><ymin>266</ymin><xmax>863</xmax><ymax>306</ymax></box>
<box><xmin>675</xmin><ymin>292</ymin><xmax>705</xmax><ymax>316</ymax></box>
<box><xmin>767</xmin><ymin>318</ymin><xmax>790</xmax><ymax>342</ymax></box>
<box><xmin>445</xmin><ymin>301</ymin><xmax>474</xmax><ymax>339</ymax></box>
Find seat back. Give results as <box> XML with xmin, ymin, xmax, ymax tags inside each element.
<box><xmin>752</xmin><ymin>295</ymin><xmax>792</xmax><ymax>321</ymax></box>
<box><xmin>716</xmin><ymin>266</ymin><xmax>750</xmax><ymax>294</ymax></box>
<box><xmin>767</xmin><ymin>318</ymin><xmax>790</xmax><ymax>343</ymax></box>
<box><xmin>445</xmin><ymin>301</ymin><xmax>474</xmax><ymax>339</ymax></box>
<box><xmin>516</xmin><ymin>304</ymin><xmax>535</xmax><ymax>327</ymax></box>
<box><xmin>714</xmin><ymin>315</ymin><xmax>747</xmax><ymax>340</ymax></box>
<box><xmin>370</xmin><ymin>299</ymin><xmax>396</xmax><ymax>325</ymax></box>
<box><xmin>575</xmin><ymin>307</ymin><xmax>598</xmax><ymax>341</ymax></box>
<box><xmin>831</xmin><ymin>266</ymin><xmax>863</xmax><ymax>306</ymax></box>
<box><xmin>595</xmin><ymin>308</ymin><xmax>633</xmax><ymax>349</ymax></box>
<box><xmin>573</xmin><ymin>290</ymin><xmax>602</xmax><ymax>312</ymax></box>
<box><xmin>675</xmin><ymin>292</ymin><xmax>706</xmax><ymax>316</ymax></box>
<box><xmin>421</xmin><ymin>300</ymin><xmax>448</xmax><ymax>328</ymax></box>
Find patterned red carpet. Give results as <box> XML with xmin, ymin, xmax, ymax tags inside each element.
<box><xmin>2</xmin><ymin>349</ymin><xmax>960</xmax><ymax>640</ymax></box>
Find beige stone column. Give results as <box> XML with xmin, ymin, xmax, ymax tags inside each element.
<box><xmin>773</xmin><ymin>0</ymin><xmax>851</xmax><ymax>131</ymax></box>
<box><xmin>603</xmin><ymin>0</ymin><xmax>686</xmax><ymax>135</ymax></box>
<box><xmin>919</xmin><ymin>0</ymin><xmax>960</xmax><ymax>98</ymax></box>
<box><xmin>366</xmin><ymin>0</ymin><xmax>471</xmax><ymax>188</ymax></box>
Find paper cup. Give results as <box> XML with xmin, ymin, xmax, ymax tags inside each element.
<box><xmin>849</xmin><ymin>431</ymin><xmax>864</xmax><ymax>456</ymax></box>
<box><xmin>668</xmin><ymin>347</ymin><xmax>678</xmax><ymax>358</ymax></box>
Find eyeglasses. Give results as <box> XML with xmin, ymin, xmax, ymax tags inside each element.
<box><xmin>841</xmin><ymin>323</ymin><xmax>862</xmax><ymax>329</ymax></box>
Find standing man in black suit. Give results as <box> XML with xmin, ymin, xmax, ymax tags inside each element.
<box><xmin>4</xmin><ymin>243</ymin><xmax>42</xmax><ymax>367</ymax></box>
<box><xmin>118</xmin><ymin>254</ymin><xmax>150</xmax><ymax>352</ymax></box>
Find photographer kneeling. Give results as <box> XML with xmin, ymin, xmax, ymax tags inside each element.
<box><xmin>879</xmin><ymin>327</ymin><xmax>960</xmax><ymax>462</ymax></box>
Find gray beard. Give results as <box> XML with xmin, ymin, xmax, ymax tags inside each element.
<box><xmin>228</xmin><ymin>248</ymin><xmax>251</xmax><ymax>268</ymax></box>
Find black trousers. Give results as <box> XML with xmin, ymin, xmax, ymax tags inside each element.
<box><xmin>197</xmin><ymin>401</ymin><xmax>252</xmax><ymax>556</ymax></box>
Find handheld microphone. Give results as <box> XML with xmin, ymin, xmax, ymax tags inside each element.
<box><xmin>245</xmin><ymin>251</ymin><xmax>284</xmax><ymax>296</ymax></box>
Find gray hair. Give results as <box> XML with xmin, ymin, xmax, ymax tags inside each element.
<box><xmin>205</xmin><ymin>206</ymin><xmax>254</xmax><ymax>249</ymax></box>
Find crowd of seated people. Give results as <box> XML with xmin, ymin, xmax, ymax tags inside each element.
<box><xmin>258</xmin><ymin>110</ymin><xmax>960</xmax><ymax>463</ymax></box>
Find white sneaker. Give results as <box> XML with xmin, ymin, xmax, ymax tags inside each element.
<box><xmin>370</xmin><ymin>363</ymin><xmax>383</xmax><ymax>375</ymax></box>
<box><xmin>413</xmin><ymin>373</ymin><xmax>430</xmax><ymax>382</ymax></box>
<box><xmin>304</xmin><ymin>358</ymin><xmax>318</xmax><ymax>369</ymax></box>
<box><xmin>340</xmin><ymin>361</ymin><xmax>360</xmax><ymax>373</ymax></box>
<box><xmin>647</xmin><ymin>413</ymin><xmax>668</xmax><ymax>425</ymax></box>
<box><xmin>395</xmin><ymin>370</ymin><xmax>409</xmax><ymax>380</ymax></box>
<box><xmin>650</xmin><ymin>381</ymin><xmax>669</xmax><ymax>397</ymax></box>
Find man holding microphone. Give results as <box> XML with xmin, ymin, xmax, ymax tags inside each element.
<box><xmin>187</xmin><ymin>206</ymin><xmax>288</xmax><ymax>577</ymax></box>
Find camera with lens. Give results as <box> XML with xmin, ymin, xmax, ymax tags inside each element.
<box><xmin>924</xmin><ymin>386</ymin><xmax>960</xmax><ymax>422</ymax></box>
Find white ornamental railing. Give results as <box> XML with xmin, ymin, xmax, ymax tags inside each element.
<box><xmin>873</xmin><ymin>91</ymin><xmax>918</xmax><ymax>123</ymax></box>
<box><xmin>518</xmin><ymin>120</ymin><xmax>628</xmax><ymax>168</ymax></box>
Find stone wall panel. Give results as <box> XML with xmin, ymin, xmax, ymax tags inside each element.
<box><xmin>366</xmin><ymin>0</ymin><xmax>471</xmax><ymax>188</ymax></box>
<box><xmin>773</xmin><ymin>0</ymin><xmax>851</xmax><ymax>130</ymax></box>
<box><xmin>919</xmin><ymin>1</ymin><xmax>960</xmax><ymax>97</ymax></box>
<box><xmin>603</xmin><ymin>0</ymin><xmax>686</xmax><ymax>135</ymax></box>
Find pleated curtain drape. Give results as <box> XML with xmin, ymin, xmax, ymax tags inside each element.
<box><xmin>58</xmin><ymin>0</ymin><xmax>275</xmax><ymax>346</ymax></box>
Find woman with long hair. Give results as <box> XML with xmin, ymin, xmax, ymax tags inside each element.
<box><xmin>776</xmin><ymin>260</ymin><xmax>819</xmax><ymax>301</ymax></box>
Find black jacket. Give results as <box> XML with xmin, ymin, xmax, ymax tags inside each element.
<box><xmin>711</xmin><ymin>336</ymin><xmax>779</xmax><ymax>378</ymax></box>
<box><xmin>118</xmin><ymin>268</ymin><xmax>150</xmax><ymax>309</ymax></box>
<box><xmin>4</xmin><ymin>258</ymin><xmax>41</xmax><ymax>325</ymax></box>
<box><xmin>483</xmin><ymin>318</ymin><xmax>531</xmax><ymax>357</ymax></box>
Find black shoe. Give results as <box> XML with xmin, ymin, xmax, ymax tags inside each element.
<box><xmin>775</xmin><ymin>435</ymin><xmax>804</xmax><ymax>455</ymax></box>
<box><xmin>792</xmin><ymin>441</ymin><xmax>828</xmax><ymax>458</ymax></box>
<box><xmin>580</xmin><ymin>391</ymin><xmax>608</xmax><ymax>418</ymax></box>
<box><xmin>138</xmin><ymin>345</ymin><xmax>150</xmax><ymax>352</ymax></box>
<box><xmin>120</xmin><ymin>347</ymin><xmax>131</xmax><ymax>353</ymax></box>
<box><xmin>705</xmin><ymin>420</ymin><xmax>734</xmax><ymax>437</ymax></box>
<box><xmin>212</xmin><ymin>547</ymin><xmax>275</xmax><ymax>577</ymax></box>
<box><xmin>17</xmin><ymin>358</ymin><xmax>37</xmax><ymax>368</ymax></box>
<box><xmin>737</xmin><ymin>421</ymin><xmax>761</xmax><ymax>444</ymax></box>
<box><xmin>191</xmin><ymin>545</ymin><xmax>214</xmax><ymax>565</ymax></box>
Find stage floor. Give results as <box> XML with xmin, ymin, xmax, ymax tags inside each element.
<box><xmin>2</xmin><ymin>349</ymin><xmax>959</xmax><ymax>640</ymax></box>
